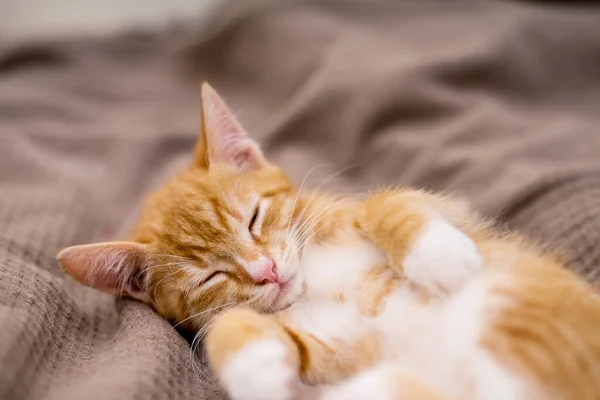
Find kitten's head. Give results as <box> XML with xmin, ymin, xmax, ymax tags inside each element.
<box><xmin>58</xmin><ymin>83</ymin><xmax>307</xmax><ymax>330</ymax></box>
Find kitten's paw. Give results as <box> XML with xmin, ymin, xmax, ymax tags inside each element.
<box><xmin>403</xmin><ymin>219</ymin><xmax>482</xmax><ymax>294</ymax></box>
<box><xmin>222</xmin><ymin>339</ymin><xmax>296</xmax><ymax>400</ymax></box>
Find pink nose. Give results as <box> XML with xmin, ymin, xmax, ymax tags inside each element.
<box><xmin>246</xmin><ymin>256</ymin><xmax>278</xmax><ymax>284</ymax></box>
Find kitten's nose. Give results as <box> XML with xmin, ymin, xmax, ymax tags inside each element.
<box><xmin>246</xmin><ymin>256</ymin><xmax>278</xmax><ymax>284</ymax></box>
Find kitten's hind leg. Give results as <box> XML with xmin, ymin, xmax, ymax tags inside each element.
<box><xmin>320</xmin><ymin>364</ymin><xmax>448</xmax><ymax>400</ymax></box>
<box><xmin>363</xmin><ymin>189</ymin><xmax>484</xmax><ymax>296</ymax></box>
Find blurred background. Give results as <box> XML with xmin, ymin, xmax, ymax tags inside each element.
<box><xmin>0</xmin><ymin>0</ymin><xmax>212</xmax><ymax>39</ymax></box>
<box><xmin>2</xmin><ymin>1</ymin><xmax>600</xmax><ymax>399</ymax></box>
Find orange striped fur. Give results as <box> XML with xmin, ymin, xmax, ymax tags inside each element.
<box><xmin>58</xmin><ymin>84</ymin><xmax>600</xmax><ymax>400</ymax></box>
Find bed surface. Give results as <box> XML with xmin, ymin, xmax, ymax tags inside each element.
<box><xmin>2</xmin><ymin>1</ymin><xmax>600</xmax><ymax>398</ymax></box>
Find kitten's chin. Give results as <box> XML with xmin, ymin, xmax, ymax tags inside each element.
<box><xmin>269</xmin><ymin>275</ymin><xmax>304</xmax><ymax>312</ymax></box>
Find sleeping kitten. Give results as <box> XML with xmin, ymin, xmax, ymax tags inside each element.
<box><xmin>58</xmin><ymin>83</ymin><xmax>600</xmax><ymax>400</ymax></box>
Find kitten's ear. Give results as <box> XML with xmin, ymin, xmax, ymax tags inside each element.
<box><xmin>193</xmin><ymin>82</ymin><xmax>268</xmax><ymax>171</ymax></box>
<box><xmin>57</xmin><ymin>241</ymin><xmax>150</xmax><ymax>303</ymax></box>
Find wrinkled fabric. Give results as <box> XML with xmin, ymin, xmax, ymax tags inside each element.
<box><xmin>2</xmin><ymin>1</ymin><xmax>600</xmax><ymax>399</ymax></box>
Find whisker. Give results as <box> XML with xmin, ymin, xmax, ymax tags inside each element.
<box><xmin>285</xmin><ymin>164</ymin><xmax>331</xmax><ymax>235</ymax></box>
<box><xmin>211</xmin><ymin>176</ymin><xmax>231</xmax><ymax>210</ymax></box>
<box><xmin>293</xmin><ymin>201</ymin><xmax>340</xmax><ymax>244</ymax></box>
<box><xmin>151</xmin><ymin>254</ymin><xmax>188</xmax><ymax>260</ymax></box>
<box><xmin>142</xmin><ymin>262</ymin><xmax>185</xmax><ymax>272</ymax></box>
<box><xmin>152</xmin><ymin>268</ymin><xmax>184</xmax><ymax>302</ymax></box>
<box><xmin>292</xmin><ymin>164</ymin><xmax>356</xmax><ymax>228</ymax></box>
<box><xmin>190</xmin><ymin>326</ymin><xmax>213</xmax><ymax>383</ymax></box>
<box><xmin>174</xmin><ymin>302</ymin><xmax>234</xmax><ymax>329</ymax></box>
<box><xmin>232</xmin><ymin>163</ymin><xmax>251</xmax><ymax>204</ymax></box>
<box><xmin>281</xmin><ymin>201</ymin><xmax>342</xmax><ymax>267</ymax></box>
<box><xmin>188</xmin><ymin>299</ymin><xmax>252</xmax><ymax>387</ymax></box>
<box><xmin>293</xmin><ymin>190</ymin><xmax>339</xmax><ymax>230</ymax></box>
<box><xmin>299</xmin><ymin>225</ymin><xmax>329</xmax><ymax>250</ymax></box>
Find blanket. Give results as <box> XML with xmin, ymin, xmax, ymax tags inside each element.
<box><xmin>2</xmin><ymin>0</ymin><xmax>600</xmax><ymax>399</ymax></box>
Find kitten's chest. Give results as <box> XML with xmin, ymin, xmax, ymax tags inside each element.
<box><xmin>277</xmin><ymin>238</ymin><xmax>437</xmax><ymax>358</ymax></box>
<box><xmin>299</xmin><ymin>237</ymin><xmax>388</xmax><ymax>299</ymax></box>
<box><xmin>277</xmin><ymin>239</ymin><xmax>405</xmax><ymax>338</ymax></box>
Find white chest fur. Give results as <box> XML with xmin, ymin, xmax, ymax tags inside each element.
<box><xmin>300</xmin><ymin>237</ymin><xmax>387</xmax><ymax>299</ymax></box>
<box><xmin>278</xmin><ymin>237</ymin><xmax>443</xmax><ymax>366</ymax></box>
<box><xmin>276</xmin><ymin>238</ymin><xmax>386</xmax><ymax>338</ymax></box>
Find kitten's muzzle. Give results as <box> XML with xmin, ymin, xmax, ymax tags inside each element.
<box><xmin>245</xmin><ymin>256</ymin><xmax>278</xmax><ymax>284</ymax></box>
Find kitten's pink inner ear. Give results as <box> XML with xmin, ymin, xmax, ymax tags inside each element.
<box><xmin>57</xmin><ymin>241</ymin><xmax>150</xmax><ymax>302</ymax></box>
<box><xmin>200</xmin><ymin>83</ymin><xmax>267</xmax><ymax>171</ymax></box>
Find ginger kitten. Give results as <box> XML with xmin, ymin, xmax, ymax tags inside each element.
<box><xmin>58</xmin><ymin>83</ymin><xmax>600</xmax><ymax>400</ymax></box>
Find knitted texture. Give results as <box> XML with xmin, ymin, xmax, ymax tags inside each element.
<box><xmin>2</xmin><ymin>1</ymin><xmax>600</xmax><ymax>399</ymax></box>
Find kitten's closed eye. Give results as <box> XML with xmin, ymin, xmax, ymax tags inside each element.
<box><xmin>249</xmin><ymin>202</ymin><xmax>260</xmax><ymax>236</ymax></box>
<box><xmin>203</xmin><ymin>271</ymin><xmax>224</xmax><ymax>285</ymax></box>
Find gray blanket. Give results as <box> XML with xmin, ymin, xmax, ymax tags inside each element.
<box><xmin>2</xmin><ymin>1</ymin><xmax>600</xmax><ymax>399</ymax></box>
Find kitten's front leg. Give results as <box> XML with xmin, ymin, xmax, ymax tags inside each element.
<box><xmin>206</xmin><ymin>308</ymin><xmax>300</xmax><ymax>400</ymax></box>
<box><xmin>363</xmin><ymin>189</ymin><xmax>483</xmax><ymax>295</ymax></box>
<box><xmin>206</xmin><ymin>308</ymin><xmax>364</xmax><ymax>400</ymax></box>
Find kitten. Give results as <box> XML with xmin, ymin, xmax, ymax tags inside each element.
<box><xmin>58</xmin><ymin>83</ymin><xmax>600</xmax><ymax>400</ymax></box>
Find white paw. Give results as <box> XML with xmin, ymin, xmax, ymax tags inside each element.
<box><xmin>403</xmin><ymin>219</ymin><xmax>482</xmax><ymax>294</ymax></box>
<box><xmin>320</xmin><ymin>368</ymin><xmax>392</xmax><ymax>400</ymax></box>
<box><xmin>222</xmin><ymin>339</ymin><xmax>296</xmax><ymax>400</ymax></box>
